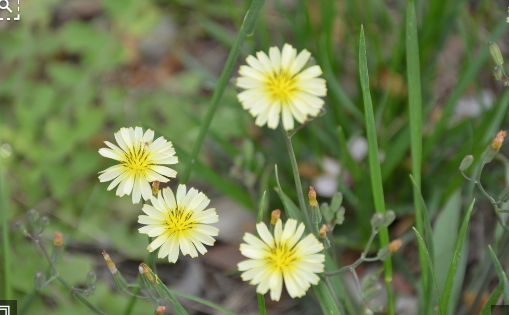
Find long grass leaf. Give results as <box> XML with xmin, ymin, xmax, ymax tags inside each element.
<box><xmin>488</xmin><ymin>245</ymin><xmax>509</xmax><ymax>303</ymax></box>
<box><xmin>439</xmin><ymin>199</ymin><xmax>475</xmax><ymax>313</ymax></box>
<box><xmin>358</xmin><ymin>25</ymin><xmax>394</xmax><ymax>314</ymax></box>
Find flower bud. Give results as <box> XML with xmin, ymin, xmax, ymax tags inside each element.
<box><xmin>388</xmin><ymin>239</ymin><xmax>402</xmax><ymax>253</ymax></box>
<box><xmin>500</xmin><ymin>185</ymin><xmax>509</xmax><ymax>203</ymax></box>
<box><xmin>139</xmin><ymin>263</ymin><xmax>167</xmax><ymax>298</ymax></box>
<box><xmin>319</xmin><ymin>224</ymin><xmax>329</xmax><ymax>239</ymax></box>
<box><xmin>335</xmin><ymin>207</ymin><xmax>345</xmax><ymax>225</ymax></box>
<box><xmin>102</xmin><ymin>251</ymin><xmax>127</xmax><ymax>291</ymax></box>
<box><xmin>459</xmin><ymin>155</ymin><xmax>474</xmax><ymax>171</ymax></box>
<box><xmin>481</xmin><ymin>131</ymin><xmax>506</xmax><ymax>163</ymax></box>
<box><xmin>270</xmin><ymin>210</ymin><xmax>281</xmax><ymax>225</ymax></box>
<box><xmin>383</xmin><ymin>210</ymin><xmax>396</xmax><ymax>228</ymax></box>
<box><xmin>152</xmin><ymin>181</ymin><xmax>160</xmax><ymax>195</ymax></box>
<box><xmin>86</xmin><ymin>271</ymin><xmax>97</xmax><ymax>288</ymax></box>
<box><xmin>378</xmin><ymin>239</ymin><xmax>402</xmax><ymax>261</ymax></box>
<box><xmin>41</xmin><ymin>216</ymin><xmax>49</xmax><ymax>231</ymax></box>
<box><xmin>34</xmin><ymin>271</ymin><xmax>46</xmax><ymax>290</ymax></box>
<box><xmin>51</xmin><ymin>232</ymin><xmax>64</xmax><ymax>263</ymax></box>
<box><xmin>308</xmin><ymin>186</ymin><xmax>318</xmax><ymax>207</ymax></box>
<box><xmin>493</xmin><ymin>66</ymin><xmax>504</xmax><ymax>80</ymax></box>
<box><xmin>362</xmin><ymin>274</ymin><xmax>379</xmax><ymax>292</ymax></box>
<box><xmin>489</xmin><ymin>42</ymin><xmax>504</xmax><ymax>66</ymax></box>
<box><xmin>15</xmin><ymin>221</ymin><xmax>29</xmax><ymax>237</ymax></box>
<box><xmin>330</xmin><ymin>192</ymin><xmax>343</xmax><ymax>212</ymax></box>
<box><xmin>371</xmin><ymin>213</ymin><xmax>384</xmax><ymax>229</ymax></box>
<box><xmin>27</xmin><ymin>209</ymin><xmax>40</xmax><ymax>230</ymax></box>
<box><xmin>155</xmin><ymin>306</ymin><xmax>166</xmax><ymax>315</ymax></box>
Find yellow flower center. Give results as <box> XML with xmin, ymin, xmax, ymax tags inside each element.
<box><xmin>164</xmin><ymin>206</ymin><xmax>196</xmax><ymax>234</ymax></box>
<box><xmin>267</xmin><ymin>241</ymin><xmax>298</xmax><ymax>270</ymax></box>
<box><xmin>266</xmin><ymin>71</ymin><xmax>297</xmax><ymax>103</ymax></box>
<box><xmin>122</xmin><ymin>143</ymin><xmax>152</xmax><ymax>172</ymax></box>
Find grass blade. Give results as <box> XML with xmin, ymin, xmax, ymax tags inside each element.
<box><xmin>358</xmin><ymin>25</ymin><xmax>394</xmax><ymax>314</ymax></box>
<box><xmin>488</xmin><ymin>245</ymin><xmax>509</xmax><ymax>303</ymax></box>
<box><xmin>168</xmin><ymin>289</ymin><xmax>239</xmax><ymax>315</ymax></box>
<box><xmin>179</xmin><ymin>0</ymin><xmax>266</xmax><ymax>184</ymax></box>
<box><xmin>439</xmin><ymin>199</ymin><xmax>475</xmax><ymax>313</ymax></box>
<box><xmin>479</xmin><ymin>284</ymin><xmax>503</xmax><ymax>315</ymax></box>
<box><xmin>413</xmin><ymin>228</ymin><xmax>443</xmax><ymax>315</ymax></box>
<box><xmin>0</xmin><ymin>127</ymin><xmax>11</xmax><ymax>300</ymax></box>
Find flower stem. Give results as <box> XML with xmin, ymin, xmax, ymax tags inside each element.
<box><xmin>0</xmin><ymin>148</ymin><xmax>11</xmax><ymax>300</ymax></box>
<box><xmin>281</xmin><ymin>128</ymin><xmax>314</xmax><ymax>234</ymax></box>
<box><xmin>179</xmin><ymin>0</ymin><xmax>266</xmax><ymax>184</ymax></box>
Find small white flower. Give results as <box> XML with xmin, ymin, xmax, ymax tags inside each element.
<box><xmin>138</xmin><ymin>186</ymin><xmax>219</xmax><ymax>263</ymax></box>
<box><xmin>98</xmin><ymin>127</ymin><xmax>178</xmax><ymax>204</ymax></box>
<box><xmin>238</xmin><ymin>219</ymin><xmax>325</xmax><ymax>301</ymax></box>
<box><xmin>236</xmin><ymin>43</ymin><xmax>327</xmax><ymax>130</ymax></box>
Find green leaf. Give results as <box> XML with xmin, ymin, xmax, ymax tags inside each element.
<box><xmin>413</xmin><ymin>228</ymin><xmax>443</xmax><ymax>315</ymax></box>
<box><xmin>359</xmin><ymin>25</ymin><xmax>394</xmax><ymax>313</ymax></box>
<box><xmin>488</xmin><ymin>245</ymin><xmax>509</xmax><ymax>304</ymax></box>
<box><xmin>439</xmin><ymin>199</ymin><xmax>474</xmax><ymax>313</ymax></box>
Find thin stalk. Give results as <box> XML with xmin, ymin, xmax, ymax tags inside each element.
<box><xmin>0</xmin><ymin>147</ymin><xmax>11</xmax><ymax>300</ymax></box>
<box><xmin>148</xmin><ymin>236</ymin><xmax>157</xmax><ymax>274</ymax></box>
<box><xmin>281</xmin><ymin>128</ymin><xmax>314</xmax><ymax>234</ymax></box>
<box><xmin>179</xmin><ymin>0</ymin><xmax>266</xmax><ymax>184</ymax></box>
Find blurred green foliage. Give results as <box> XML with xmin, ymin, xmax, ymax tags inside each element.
<box><xmin>1</xmin><ymin>0</ymin><xmax>509</xmax><ymax>313</ymax></box>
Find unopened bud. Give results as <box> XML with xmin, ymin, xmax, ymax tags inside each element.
<box><xmin>362</xmin><ymin>274</ymin><xmax>379</xmax><ymax>292</ymax></box>
<box><xmin>388</xmin><ymin>239</ymin><xmax>402</xmax><ymax>253</ymax></box>
<box><xmin>152</xmin><ymin>181</ymin><xmax>160</xmax><ymax>195</ymax></box>
<box><xmin>102</xmin><ymin>251</ymin><xmax>127</xmax><ymax>291</ymax></box>
<box><xmin>371</xmin><ymin>213</ymin><xmax>384</xmax><ymax>229</ymax></box>
<box><xmin>494</xmin><ymin>66</ymin><xmax>504</xmax><ymax>80</ymax></box>
<box><xmin>482</xmin><ymin>131</ymin><xmax>506</xmax><ymax>163</ymax></box>
<box><xmin>308</xmin><ymin>186</ymin><xmax>318</xmax><ymax>207</ymax></box>
<box><xmin>489</xmin><ymin>42</ymin><xmax>504</xmax><ymax>66</ymax></box>
<box><xmin>335</xmin><ymin>207</ymin><xmax>345</xmax><ymax>225</ymax></box>
<box><xmin>34</xmin><ymin>271</ymin><xmax>46</xmax><ymax>290</ymax></box>
<box><xmin>139</xmin><ymin>263</ymin><xmax>166</xmax><ymax>298</ymax></box>
<box><xmin>500</xmin><ymin>185</ymin><xmax>509</xmax><ymax>203</ymax></box>
<box><xmin>383</xmin><ymin>211</ymin><xmax>396</xmax><ymax>227</ymax></box>
<box><xmin>86</xmin><ymin>271</ymin><xmax>97</xmax><ymax>287</ymax></box>
<box><xmin>459</xmin><ymin>155</ymin><xmax>474</xmax><ymax>171</ymax></box>
<box><xmin>319</xmin><ymin>224</ymin><xmax>329</xmax><ymax>239</ymax></box>
<box><xmin>155</xmin><ymin>306</ymin><xmax>166</xmax><ymax>315</ymax></box>
<box><xmin>40</xmin><ymin>216</ymin><xmax>49</xmax><ymax>231</ymax></box>
<box><xmin>27</xmin><ymin>209</ymin><xmax>40</xmax><ymax>229</ymax></box>
<box><xmin>51</xmin><ymin>232</ymin><xmax>64</xmax><ymax>263</ymax></box>
<box><xmin>330</xmin><ymin>192</ymin><xmax>343</xmax><ymax>212</ymax></box>
<box><xmin>15</xmin><ymin>221</ymin><xmax>29</xmax><ymax>237</ymax></box>
<box><xmin>271</xmin><ymin>210</ymin><xmax>281</xmax><ymax>225</ymax></box>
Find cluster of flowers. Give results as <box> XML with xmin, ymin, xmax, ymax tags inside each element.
<box><xmin>98</xmin><ymin>44</ymin><xmax>327</xmax><ymax>301</ymax></box>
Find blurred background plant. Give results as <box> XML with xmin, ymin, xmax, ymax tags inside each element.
<box><xmin>1</xmin><ymin>0</ymin><xmax>509</xmax><ymax>314</ymax></box>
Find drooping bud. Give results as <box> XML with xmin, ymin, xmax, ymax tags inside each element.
<box><xmin>370</xmin><ymin>213</ymin><xmax>384</xmax><ymax>229</ymax></box>
<box><xmin>382</xmin><ymin>210</ymin><xmax>396</xmax><ymax>228</ymax></box>
<box><xmin>51</xmin><ymin>232</ymin><xmax>64</xmax><ymax>263</ymax></box>
<box><xmin>34</xmin><ymin>271</ymin><xmax>46</xmax><ymax>291</ymax></box>
<box><xmin>139</xmin><ymin>263</ymin><xmax>167</xmax><ymax>299</ymax></box>
<box><xmin>102</xmin><ymin>251</ymin><xmax>127</xmax><ymax>291</ymax></box>
<box><xmin>319</xmin><ymin>224</ymin><xmax>330</xmax><ymax>239</ymax></box>
<box><xmin>270</xmin><ymin>210</ymin><xmax>281</xmax><ymax>225</ymax></box>
<box><xmin>152</xmin><ymin>181</ymin><xmax>160</xmax><ymax>195</ymax></box>
<box><xmin>481</xmin><ymin>131</ymin><xmax>506</xmax><ymax>163</ymax></box>
<box><xmin>27</xmin><ymin>209</ymin><xmax>40</xmax><ymax>230</ymax></box>
<box><xmin>459</xmin><ymin>155</ymin><xmax>474</xmax><ymax>171</ymax></box>
<box><xmin>489</xmin><ymin>42</ymin><xmax>504</xmax><ymax>66</ymax></box>
<box><xmin>155</xmin><ymin>306</ymin><xmax>166</xmax><ymax>315</ymax></box>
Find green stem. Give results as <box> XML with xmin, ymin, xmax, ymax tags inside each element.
<box><xmin>179</xmin><ymin>0</ymin><xmax>266</xmax><ymax>184</ymax></box>
<box><xmin>0</xmin><ymin>145</ymin><xmax>11</xmax><ymax>300</ymax></box>
<box><xmin>281</xmin><ymin>128</ymin><xmax>314</xmax><ymax>233</ymax></box>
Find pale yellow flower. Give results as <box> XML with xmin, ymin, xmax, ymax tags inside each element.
<box><xmin>98</xmin><ymin>127</ymin><xmax>178</xmax><ymax>204</ymax></box>
<box><xmin>236</xmin><ymin>43</ymin><xmax>327</xmax><ymax>130</ymax></box>
<box><xmin>238</xmin><ymin>219</ymin><xmax>325</xmax><ymax>301</ymax></box>
<box><xmin>138</xmin><ymin>186</ymin><xmax>219</xmax><ymax>263</ymax></box>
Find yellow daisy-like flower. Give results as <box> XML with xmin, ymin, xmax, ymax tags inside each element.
<box><xmin>238</xmin><ymin>219</ymin><xmax>325</xmax><ymax>301</ymax></box>
<box><xmin>138</xmin><ymin>185</ymin><xmax>219</xmax><ymax>263</ymax></box>
<box><xmin>236</xmin><ymin>43</ymin><xmax>327</xmax><ymax>131</ymax></box>
<box><xmin>98</xmin><ymin>127</ymin><xmax>178</xmax><ymax>204</ymax></box>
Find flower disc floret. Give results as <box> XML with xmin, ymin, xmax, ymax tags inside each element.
<box><xmin>98</xmin><ymin>127</ymin><xmax>178</xmax><ymax>204</ymax></box>
<box><xmin>236</xmin><ymin>43</ymin><xmax>327</xmax><ymax>130</ymax></box>
<box><xmin>138</xmin><ymin>185</ymin><xmax>219</xmax><ymax>263</ymax></box>
<box><xmin>238</xmin><ymin>219</ymin><xmax>325</xmax><ymax>301</ymax></box>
